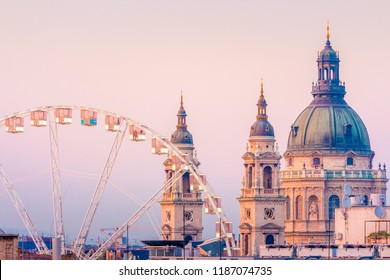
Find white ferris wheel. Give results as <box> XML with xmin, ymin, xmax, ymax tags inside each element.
<box><xmin>0</xmin><ymin>105</ymin><xmax>236</xmax><ymax>259</ymax></box>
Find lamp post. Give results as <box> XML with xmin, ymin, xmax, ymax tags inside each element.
<box><xmin>183</xmin><ymin>203</ymin><xmax>186</xmax><ymax>260</ymax></box>
<box><xmin>327</xmin><ymin>219</ymin><xmax>331</xmax><ymax>260</ymax></box>
<box><xmin>219</xmin><ymin>216</ymin><xmax>222</xmax><ymax>260</ymax></box>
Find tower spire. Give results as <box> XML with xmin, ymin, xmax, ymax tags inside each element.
<box><xmin>176</xmin><ymin>93</ymin><xmax>187</xmax><ymax>129</ymax></box>
<box><xmin>326</xmin><ymin>21</ymin><xmax>330</xmax><ymax>40</ymax></box>
<box><xmin>260</xmin><ymin>78</ymin><xmax>264</xmax><ymax>96</ymax></box>
<box><xmin>257</xmin><ymin>79</ymin><xmax>267</xmax><ymax>120</ymax></box>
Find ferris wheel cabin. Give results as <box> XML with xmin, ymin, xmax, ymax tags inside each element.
<box><xmin>151</xmin><ymin>137</ymin><xmax>169</xmax><ymax>155</ymax></box>
<box><xmin>30</xmin><ymin>111</ymin><xmax>47</xmax><ymax>127</ymax></box>
<box><xmin>55</xmin><ymin>108</ymin><xmax>72</xmax><ymax>125</ymax></box>
<box><xmin>205</xmin><ymin>196</ymin><xmax>222</xmax><ymax>214</ymax></box>
<box><xmin>4</xmin><ymin>116</ymin><xmax>24</xmax><ymax>133</ymax></box>
<box><xmin>80</xmin><ymin>109</ymin><xmax>97</xmax><ymax>126</ymax></box>
<box><xmin>129</xmin><ymin>125</ymin><xmax>146</xmax><ymax>141</ymax></box>
<box><xmin>190</xmin><ymin>173</ymin><xmax>206</xmax><ymax>191</ymax></box>
<box><xmin>104</xmin><ymin>115</ymin><xmax>121</xmax><ymax>132</ymax></box>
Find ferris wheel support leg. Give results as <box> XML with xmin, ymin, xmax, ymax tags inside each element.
<box><xmin>73</xmin><ymin>120</ymin><xmax>128</xmax><ymax>258</ymax></box>
<box><xmin>89</xmin><ymin>168</ymin><xmax>185</xmax><ymax>260</ymax></box>
<box><xmin>0</xmin><ymin>163</ymin><xmax>51</xmax><ymax>255</ymax></box>
<box><xmin>48</xmin><ymin>113</ymin><xmax>66</xmax><ymax>255</ymax></box>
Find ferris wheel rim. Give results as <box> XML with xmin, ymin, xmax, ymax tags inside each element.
<box><xmin>0</xmin><ymin>104</ymin><xmax>236</xmax><ymax>258</ymax></box>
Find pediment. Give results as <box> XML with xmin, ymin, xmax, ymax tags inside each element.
<box><xmin>239</xmin><ymin>223</ymin><xmax>253</xmax><ymax>230</ymax></box>
<box><xmin>310</xmin><ymin>151</ymin><xmax>323</xmax><ymax>157</ymax></box>
<box><xmin>345</xmin><ymin>150</ymin><xmax>358</xmax><ymax>157</ymax></box>
<box><xmin>162</xmin><ymin>224</ymin><xmax>172</xmax><ymax>231</ymax></box>
<box><xmin>163</xmin><ymin>159</ymin><xmax>173</xmax><ymax>167</ymax></box>
<box><xmin>283</xmin><ymin>151</ymin><xmax>293</xmax><ymax>158</ymax></box>
<box><xmin>258</xmin><ymin>152</ymin><xmax>277</xmax><ymax>159</ymax></box>
<box><xmin>260</xmin><ymin>222</ymin><xmax>283</xmax><ymax>230</ymax></box>
<box><xmin>177</xmin><ymin>224</ymin><xmax>202</xmax><ymax>232</ymax></box>
<box><xmin>242</xmin><ymin>152</ymin><xmax>255</xmax><ymax>160</ymax></box>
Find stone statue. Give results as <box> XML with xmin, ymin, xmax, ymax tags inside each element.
<box><xmin>309</xmin><ymin>201</ymin><xmax>318</xmax><ymax>220</ymax></box>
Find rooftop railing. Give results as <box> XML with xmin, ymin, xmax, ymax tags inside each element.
<box><xmin>281</xmin><ymin>169</ymin><xmax>386</xmax><ymax>180</ymax></box>
<box><xmin>240</xmin><ymin>187</ymin><xmax>282</xmax><ymax>198</ymax></box>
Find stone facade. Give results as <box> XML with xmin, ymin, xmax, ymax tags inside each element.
<box><xmin>159</xmin><ymin>96</ymin><xmax>203</xmax><ymax>241</ymax></box>
<box><xmin>0</xmin><ymin>234</ymin><xmax>18</xmax><ymax>260</ymax></box>
<box><xmin>238</xmin><ymin>83</ymin><xmax>285</xmax><ymax>256</ymax></box>
<box><xmin>281</xmin><ymin>26</ymin><xmax>388</xmax><ymax>244</ymax></box>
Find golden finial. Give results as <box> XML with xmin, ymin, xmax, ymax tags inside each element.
<box><xmin>180</xmin><ymin>91</ymin><xmax>183</xmax><ymax>106</ymax></box>
<box><xmin>260</xmin><ymin>78</ymin><xmax>264</xmax><ymax>95</ymax></box>
<box><xmin>326</xmin><ymin>21</ymin><xmax>330</xmax><ymax>40</ymax></box>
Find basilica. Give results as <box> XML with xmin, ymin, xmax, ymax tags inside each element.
<box><xmin>158</xmin><ymin>25</ymin><xmax>388</xmax><ymax>257</ymax></box>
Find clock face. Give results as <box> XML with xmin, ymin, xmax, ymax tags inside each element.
<box><xmin>184</xmin><ymin>210</ymin><xmax>193</xmax><ymax>222</ymax></box>
<box><xmin>264</xmin><ymin>208</ymin><xmax>275</xmax><ymax>220</ymax></box>
<box><xmin>165</xmin><ymin>211</ymin><xmax>171</xmax><ymax>222</ymax></box>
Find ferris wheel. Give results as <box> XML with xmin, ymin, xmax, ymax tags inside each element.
<box><xmin>0</xmin><ymin>105</ymin><xmax>236</xmax><ymax>259</ymax></box>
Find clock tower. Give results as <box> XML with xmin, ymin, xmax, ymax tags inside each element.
<box><xmin>159</xmin><ymin>96</ymin><xmax>204</xmax><ymax>241</ymax></box>
<box><xmin>238</xmin><ymin>82</ymin><xmax>285</xmax><ymax>256</ymax></box>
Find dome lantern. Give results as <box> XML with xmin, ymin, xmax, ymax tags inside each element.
<box><xmin>312</xmin><ymin>22</ymin><xmax>345</xmax><ymax>99</ymax></box>
<box><xmin>250</xmin><ymin>80</ymin><xmax>275</xmax><ymax>137</ymax></box>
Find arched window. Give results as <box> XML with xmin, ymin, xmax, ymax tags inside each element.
<box><xmin>243</xmin><ymin>234</ymin><xmax>249</xmax><ymax>256</ymax></box>
<box><xmin>296</xmin><ymin>195</ymin><xmax>303</xmax><ymax>220</ymax></box>
<box><xmin>347</xmin><ymin>157</ymin><xmax>354</xmax><ymax>165</ymax></box>
<box><xmin>313</xmin><ymin>157</ymin><xmax>321</xmax><ymax>166</ymax></box>
<box><xmin>288</xmin><ymin>158</ymin><xmax>293</xmax><ymax>166</ymax></box>
<box><xmin>248</xmin><ymin>166</ymin><xmax>253</xmax><ymax>188</ymax></box>
<box><xmin>362</xmin><ymin>195</ymin><xmax>368</xmax><ymax>206</ymax></box>
<box><xmin>331</xmin><ymin>68</ymin><xmax>334</xmax><ymax>79</ymax></box>
<box><xmin>183</xmin><ymin>172</ymin><xmax>190</xmax><ymax>193</ymax></box>
<box><xmin>328</xmin><ymin>195</ymin><xmax>340</xmax><ymax>219</ymax></box>
<box><xmin>167</xmin><ymin>171</ymin><xmax>173</xmax><ymax>192</ymax></box>
<box><xmin>263</xmin><ymin>166</ymin><xmax>272</xmax><ymax>189</ymax></box>
<box><xmin>324</xmin><ymin>68</ymin><xmax>328</xmax><ymax>80</ymax></box>
<box><xmin>286</xmin><ymin>196</ymin><xmax>291</xmax><ymax>220</ymax></box>
<box><xmin>265</xmin><ymin>235</ymin><xmax>275</xmax><ymax>245</ymax></box>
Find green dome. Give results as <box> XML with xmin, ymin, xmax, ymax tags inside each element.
<box><xmin>287</xmin><ymin>98</ymin><xmax>372</xmax><ymax>154</ymax></box>
<box><xmin>287</xmin><ymin>32</ymin><xmax>373</xmax><ymax>155</ymax></box>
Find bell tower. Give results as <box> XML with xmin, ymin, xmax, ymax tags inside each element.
<box><xmin>159</xmin><ymin>95</ymin><xmax>203</xmax><ymax>241</ymax></box>
<box><xmin>238</xmin><ymin>81</ymin><xmax>285</xmax><ymax>256</ymax></box>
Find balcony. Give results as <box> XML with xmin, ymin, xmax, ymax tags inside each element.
<box><xmin>311</xmin><ymin>82</ymin><xmax>345</xmax><ymax>95</ymax></box>
<box><xmin>162</xmin><ymin>192</ymin><xmax>202</xmax><ymax>202</ymax></box>
<box><xmin>281</xmin><ymin>169</ymin><xmax>386</xmax><ymax>180</ymax></box>
<box><xmin>240</xmin><ymin>187</ymin><xmax>282</xmax><ymax>198</ymax></box>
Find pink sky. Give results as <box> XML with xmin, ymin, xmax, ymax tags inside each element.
<box><xmin>1</xmin><ymin>0</ymin><xmax>390</xmax><ymax>242</ymax></box>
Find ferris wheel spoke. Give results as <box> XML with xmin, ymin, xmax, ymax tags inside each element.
<box><xmin>48</xmin><ymin>111</ymin><xmax>66</xmax><ymax>254</ymax></box>
<box><xmin>89</xmin><ymin>167</ymin><xmax>186</xmax><ymax>260</ymax></box>
<box><xmin>108</xmin><ymin>181</ymin><xmax>162</xmax><ymax>236</ymax></box>
<box><xmin>0</xmin><ymin>163</ymin><xmax>50</xmax><ymax>255</ymax></box>
<box><xmin>73</xmin><ymin>119</ymin><xmax>128</xmax><ymax>258</ymax></box>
